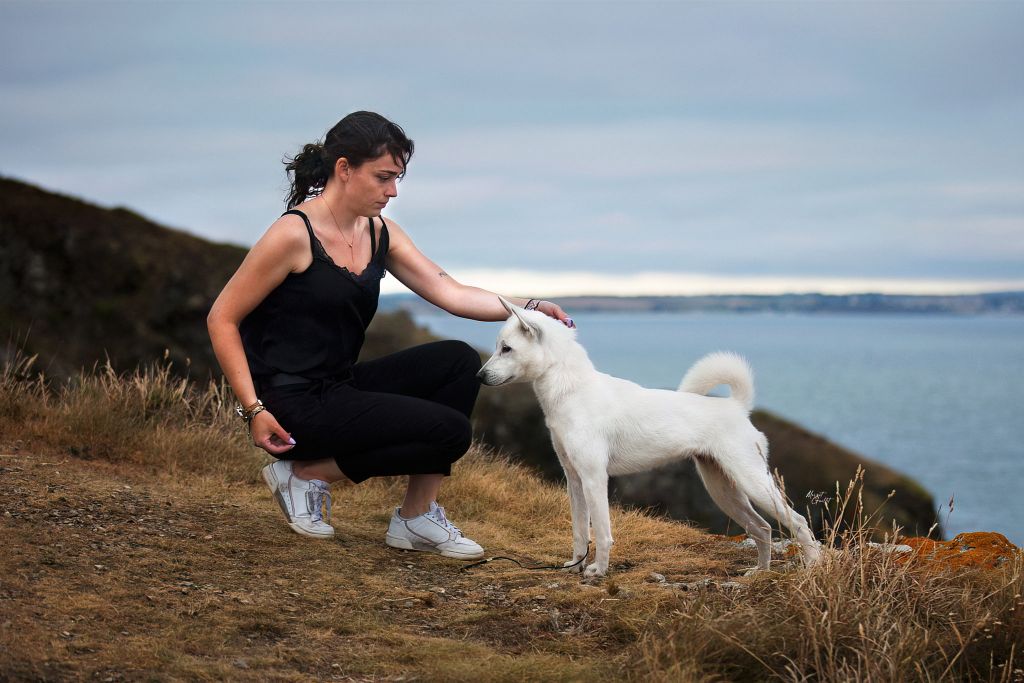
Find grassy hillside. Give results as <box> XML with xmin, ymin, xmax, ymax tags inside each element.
<box><xmin>0</xmin><ymin>175</ymin><xmax>941</xmax><ymax>539</ymax></box>
<box><xmin>1</xmin><ymin>355</ymin><xmax>1021</xmax><ymax>681</ymax></box>
<box><xmin>0</xmin><ymin>176</ymin><xmax>249</xmax><ymax>380</ymax></box>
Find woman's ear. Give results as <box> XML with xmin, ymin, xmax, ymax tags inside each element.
<box><xmin>334</xmin><ymin>157</ymin><xmax>351</xmax><ymax>180</ymax></box>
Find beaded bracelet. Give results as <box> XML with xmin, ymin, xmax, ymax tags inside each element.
<box><xmin>234</xmin><ymin>399</ymin><xmax>265</xmax><ymax>422</ymax></box>
<box><xmin>234</xmin><ymin>399</ymin><xmax>266</xmax><ymax>438</ymax></box>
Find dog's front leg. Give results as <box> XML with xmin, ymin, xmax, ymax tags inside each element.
<box><xmin>563</xmin><ymin>469</ymin><xmax>591</xmax><ymax>571</ymax></box>
<box><xmin>577</xmin><ymin>466</ymin><xmax>613</xmax><ymax>578</ymax></box>
<box><xmin>554</xmin><ymin>435</ymin><xmax>590</xmax><ymax>571</ymax></box>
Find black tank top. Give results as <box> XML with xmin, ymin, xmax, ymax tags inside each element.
<box><xmin>239</xmin><ymin>209</ymin><xmax>389</xmax><ymax>383</ymax></box>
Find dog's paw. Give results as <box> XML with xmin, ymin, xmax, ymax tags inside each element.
<box><xmin>562</xmin><ymin>558</ymin><xmax>586</xmax><ymax>573</ymax></box>
<box><xmin>741</xmin><ymin>565</ymin><xmax>775</xmax><ymax>577</ymax></box>
<box><xmin>583</xmin><ymin>563</ymin><xmax>607</xmax><ymax>578</ymax></box>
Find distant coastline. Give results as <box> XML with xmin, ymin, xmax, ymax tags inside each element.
<box><xmin>382</xmin><ymin>291</ymin><xmax>1024</xmax><ymax>315</ymax></box>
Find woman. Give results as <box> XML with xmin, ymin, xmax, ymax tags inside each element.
<box><xmin>207</xmin><ymin>111</ymin><xmax>573</xmax><ymax>560</ymax></box>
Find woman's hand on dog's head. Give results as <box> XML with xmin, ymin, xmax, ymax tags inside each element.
<box><xmin>536</xmin><ymin>300</ymin><xmax>575</xmax><ymax>328</ymax></box>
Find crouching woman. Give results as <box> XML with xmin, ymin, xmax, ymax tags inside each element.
<box><xmin>207</xmin><ymin>111</ymin><xmax>572</xmax><ymax>559</ymax></box>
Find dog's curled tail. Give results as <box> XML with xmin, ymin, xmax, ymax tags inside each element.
<box><xmin>678</xmin><ymin>351</ymin><xmax>755</xmax><ymax>412</ymax></box>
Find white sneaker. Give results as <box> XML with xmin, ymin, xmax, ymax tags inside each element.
<box><xmin>260</xmin><ymin>460</ymin><xmax>335</xmax><ymax>539</ymax></box>
<box><xmin>385</xmin><ymin>501</ymin><xmax>484</xmax><ymax>559</ymax></box>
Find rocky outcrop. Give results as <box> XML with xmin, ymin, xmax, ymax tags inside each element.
<box><xmin>900</xmin><ymin>532</ymin><xmax>1019</xmax><ymax>570</ymax></box>
<box><xmin>611</xmin><ymin>410</ymin><xmax>941</xmax><ymax>539</ymax></box>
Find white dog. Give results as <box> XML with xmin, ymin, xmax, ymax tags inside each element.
<box><xmin>478</xmin><ymin>297</ymin><xmax>821</xmax><ymax>577</ymax></box>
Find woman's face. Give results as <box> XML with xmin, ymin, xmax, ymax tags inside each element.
<box><xmin>341</xmin><ymin>153</ymin><xmax>403</xmax><ymax>217</ymax></box>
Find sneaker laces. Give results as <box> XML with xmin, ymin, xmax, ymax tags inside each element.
<box><xmin>427</xmin><ymin>503</ymin><xmax>463</xmax><ymax>538</ymax></box>
<box><xmin>306</xmin><ymin>480</ymin><xmax>332</xmax><ymax>525</ymax></box>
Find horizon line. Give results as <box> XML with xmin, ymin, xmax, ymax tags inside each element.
<box><xmin>380</xmin><ymin>269</ymin><xmax>1024</xmax><ymax>298</ymax></box>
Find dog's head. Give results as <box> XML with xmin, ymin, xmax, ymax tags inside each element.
<box><xmin>477</xmin><ymin>296</ymin><xmax>567</xmax><ymax>386</ymax></box>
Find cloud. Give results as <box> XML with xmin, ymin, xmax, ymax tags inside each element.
<box><xmin>2</xmin><ymin>1</ymin><xmax>1022</xmax><ymax>284</ymax></box>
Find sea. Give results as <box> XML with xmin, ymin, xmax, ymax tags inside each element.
<box><xmin>411</xmin><ymin>311</ymin><xmax>1024</xmax><ymax>545</ymax></box>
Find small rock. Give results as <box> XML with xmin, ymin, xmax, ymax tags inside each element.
<box><xmin>546</xmin><ymin>582</ymin><xmax>560</xmax><ymax>589</ymax></box>
<box><xmin>203</xmin><ymin>535</ymin><xmax>213</xmax><ymax>540</ymax></box>
<box><xmin>93</xmin><ymin>564</ymin><xmax>105</xmax><ymax>570</ymax></box>
<box><xmin>867</xmin><ymin>542</ymin><xmax>913</xmax><ymax>553</ymax></box>
<box><xmin>647</xmin><ymin>572</ymin><xmax>666</xmax><ymax>583</ymax></box>
<box><xmin>533</xmin><ymin>595</ymin><xmax>547</xmax><ymax>601</ymax></box>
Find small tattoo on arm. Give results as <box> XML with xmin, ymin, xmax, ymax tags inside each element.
<box><xmin>438</xmin><ymin>271</ymin><xmax>449</xmax><ymax>279</ymax></box>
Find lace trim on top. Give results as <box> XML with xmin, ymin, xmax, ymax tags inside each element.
<box><xmin>284</xmin><ymin>210</ymin><xmax>384</xmax><ymax>280</ymax></box>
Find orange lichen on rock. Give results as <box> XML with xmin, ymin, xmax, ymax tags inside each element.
<box><xmin>899</xmin><ymin>532</ymin><xmax>1020</xmax><ymax>570</ymax></box>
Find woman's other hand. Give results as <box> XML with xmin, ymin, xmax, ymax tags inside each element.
<box><xmin>536</xmin><ymin>300</ymin><xmax>576</xmax><ymax>329</ymax></box>
<box><xmin>251</xmin><ymin>410</ymin><xmax>296</xmax><ymax>455</ymax></box>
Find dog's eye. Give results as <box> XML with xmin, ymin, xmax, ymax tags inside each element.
<box><xmin>500</xmin><ymin>343</ymin><xmax>512</xmax><ymax>354</ymax></box>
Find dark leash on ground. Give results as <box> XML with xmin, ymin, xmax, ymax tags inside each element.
<box><xmin>460</xmin><ymin>543</ymin><xmax>591</xmax><ymax>572</ymax></box>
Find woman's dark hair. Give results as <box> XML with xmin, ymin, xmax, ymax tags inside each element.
<box><xmin>283</xmin><ymin>111</ymin><xmax>414</xmax><ymax>209</ymax></box>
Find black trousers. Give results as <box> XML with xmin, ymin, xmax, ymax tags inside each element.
<box><xmin>259</xmin><ymin>341</ymin><xmax>482</xmax><ymax>483</ymax></box>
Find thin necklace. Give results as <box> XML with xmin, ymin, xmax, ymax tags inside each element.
<box><xmin>321</xmin><ymin>195</ymin><xmax>360</xmax><ymax>251</ymax></box>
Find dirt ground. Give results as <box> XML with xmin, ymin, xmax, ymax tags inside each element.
<box><xmin>0</xmin><ymin>448</ymin><xmax>756</xmax><ymax>682</ymax></box>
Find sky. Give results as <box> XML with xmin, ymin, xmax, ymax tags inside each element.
<box><xmin>2</xmin><ymin>0</ymin><xmax>1023</xmax><ymax>296</ymax></box>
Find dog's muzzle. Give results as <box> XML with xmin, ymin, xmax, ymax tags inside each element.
<box><xmin>476</xmin><ymin>369</ymin><xmax>512</xmax><ymax>386</ymax></box>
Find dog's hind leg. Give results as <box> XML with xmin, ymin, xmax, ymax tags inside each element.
<box><xmin>553</xmin><ymin>435</ymin><xmax>590</xmax><ymax>572</ymax></box>
<box><xmin>695</xmin><ymin>457</ymin><xmax>773</xmax><ymax>571</ymax></box>
<box><xmin>742</xmin><ymin>468</ymin><xmax>821</xmax><ymax>566</ymax></box>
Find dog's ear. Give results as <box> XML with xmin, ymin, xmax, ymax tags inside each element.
<box><xmin>498</xmin><ymin>296</ymin><xmax>541</xmax><ymax>338</ymax></box>
<box><xmin>497</xmin><ymin>295</ymin><xmax>516</xmax><ymax>316</ymax></box>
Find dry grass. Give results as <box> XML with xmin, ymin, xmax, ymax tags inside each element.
<box><xmin>636</xmin><ymin>532</ymin><xmax>1023</xmax><ymax>682</ymax></box>
<box><xmin>1</xmin><ymin>352</ymin><xmax>1021</xmax><ymax>682</ymax></box>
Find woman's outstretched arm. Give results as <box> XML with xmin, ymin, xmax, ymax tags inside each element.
<box><xmin>384</xmin><ymin>218</ymin><xmax>573</xmax><ymax>326</ymax></box>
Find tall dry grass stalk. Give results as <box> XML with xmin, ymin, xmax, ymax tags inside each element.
<box><xmin>634</xmin><ymin>472</ymin><xmax>1023</xmax><ymax>682</ymax></box>
<box><xmin>0</xmin><ymin>348</ymin><xmax>49</xmax><ymax>421</ymax></box>
<box><xmin>1</xmin><ymin>350</ymin><xmax>264</xmax><ymax>481</ymax></box>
